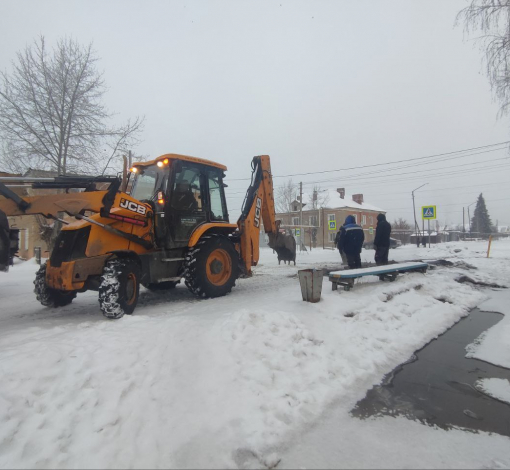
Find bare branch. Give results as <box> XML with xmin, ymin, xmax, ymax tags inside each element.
<box><xmin>0</xmin><ymin>36</ymin><xmax>143</xmax><ymax>176</ymax></box>
<box><xmin>457</xmin><ymin>0</ymin><xmax>510</xmax><ymax>115</ymax></box>
<box><xmin>275</xmin><ymin>179</ymin><xmax>297</xmax><ymax>214</ymax></box>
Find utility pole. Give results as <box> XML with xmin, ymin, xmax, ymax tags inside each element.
<box><xmin>463</xmin><ymin>207</ymin><xmax>465</xmax><ymax>240</ymax></box>
<box><xmin>322</xmin><ymin>207</ymin><xmax>325</xmax><ymax>249</ymax></box>
<box><xmin>412</xmin><ymin>183</ymin><xmax>428</xmax><ymax>246</ymax></box>
<box><xmin>128</xmin><ymin>150</ymin><xmax>132</xmax><ymax>168</ymax></box>
<box><xmin>299</xmin><ymin>182</ymin><xmax>303</xmax><ymax>251</ymax></box>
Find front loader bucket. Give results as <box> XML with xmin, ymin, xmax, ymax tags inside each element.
<box><xmin>268</xmin><ymin>232</ymin><xmax>297</xmax><ymax>265</ymax></box>
<box><xmin>0</xmin><ymin>210</ymin><xmax>10</xmax><ymax>272</ymax></box>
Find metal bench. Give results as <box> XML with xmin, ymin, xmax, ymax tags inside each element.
<box><xmin>329</xmin><ymin>262</ymin><xmax>428</xmax><ymax>291</ymax></box>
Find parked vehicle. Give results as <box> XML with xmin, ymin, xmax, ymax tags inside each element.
<box><xmin>363</xmin><ymin>237</ymin><xmax>401</xmax><ymax>250</ymax></box>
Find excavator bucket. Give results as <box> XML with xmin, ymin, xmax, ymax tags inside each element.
<box><xmin>0</xmin><ymin>210</ymin><xmax>11</xmax><ymax>272</ymax></box>
<box><xmin>268</xmin><ymin>231</ymin><xmax>297</xmax><ymax>265</ymax></box>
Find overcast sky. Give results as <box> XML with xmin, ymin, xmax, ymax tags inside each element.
<box><xmin>1</xmin><ymin>0</ymin><xmax>509</xmax><ymax>227</ymax></box>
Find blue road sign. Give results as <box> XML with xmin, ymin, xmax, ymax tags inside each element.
<box><xmin>422</xmin><ymin>205</ymin><xmax>436</xmax><ymax>220</ymax></box>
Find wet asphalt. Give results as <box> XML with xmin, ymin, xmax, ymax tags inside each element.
<box><xmin>352</xmin><ymin>307</ymin><xmax>510</xmax><ymax>437</ymax></box>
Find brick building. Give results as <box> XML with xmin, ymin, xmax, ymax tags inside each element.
<box><xmin>274</xmin><ymin>188</ymin><xmax>385</xmax><ymax>249</ymax></box>
<box><xmin>0</xmin><ymin>169</ymin><xmax>64</xmax><ymax>260</ymax></box>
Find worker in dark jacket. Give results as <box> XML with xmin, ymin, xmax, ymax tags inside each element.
<box><xmin>337</xmin><ymin>215</ymin><xmax>364</xmax><ymax>269</ymax></box>
<box><xmin>374</xmin><ymin>213</ymin><xmax>391</xmax><ymax>266</ymax></box>
<box><xmin>334</xmin><ymin>229</ymin><xmax>347</xmax><ymax>265</ymax></box>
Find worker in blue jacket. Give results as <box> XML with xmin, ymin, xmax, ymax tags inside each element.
<box><xmin>337</xmin><ymin>215</ymin><xmax>365</xmax><ymax>269</ymax></box>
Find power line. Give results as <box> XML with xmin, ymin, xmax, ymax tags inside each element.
<box><xmin>226</xmin><ymin>141</ymin><xmax>510</xmax><ymax>181</ymax></box>
<box><xmin>229</xmin><ymin>160</ymin><xmax>509</xmax><ymax>195</ymax></box>
<box><xmin>291</xmin><ymin>161</ymin><xmax>510</xmax><ymax>189</ymax></box>
<box><xmin>225</xmin><ymin>147</ymin><xmax>509</xmax><ymax>192</ymax></box>
<box><xmin>227</xmin><ymin>179</ymin><xmax>510</xmax><ymax>201</ymax></box>
<box><xmin>294</xmin><ymin>157</ymin><xmax>510</xmax><ymax>187</ymax></box>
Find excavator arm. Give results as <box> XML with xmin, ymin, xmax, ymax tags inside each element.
<box><xmin>0</xmin><ymin>176</ymin><xmax>120</xmax><ymax>218</ymax></box>
<box><xmin>0</xmin><ymin>176</ymin><xmax>154</xmax><ymax>267</ymax></box>
<box><xmin>237</xmin><ymin>155</ymin><xmax>296</xmax><ymax>275</ymax></box>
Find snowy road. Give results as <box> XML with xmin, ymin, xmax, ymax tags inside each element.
<box><xmin>1</xmin><ymin>240</ymin><xmax>510</xmax><ymax>468</ymax></box>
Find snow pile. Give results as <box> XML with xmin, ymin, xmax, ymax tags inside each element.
<box><xmin>219</xmin><ymin>269</ymin><xmax>486</xmax><ymax>460</ymax></box>
<box><xmin>466</xmin><ymin>289</ymin><xmax>510</xmax><ymax>369</ymax></box>
<box><xmin>0</xmin><ymin>239</ymin><xmax>509</xmax><ymax>468</ymax></box>
<box><xmin>475</xmin><ymin>378</ymin><xmax>510</xmax><ymax>405</ymax></box>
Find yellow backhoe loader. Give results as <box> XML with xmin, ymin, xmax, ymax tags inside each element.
<box><xmin>0</xmin><ymin>154</ymin><xmax>296</xmax><ymax>318</ymax></box>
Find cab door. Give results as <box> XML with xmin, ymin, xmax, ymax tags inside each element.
<box><xmin>168</xmin><ymin>163</ymin><xmax>207</xmax><ymax>246</ymax></box>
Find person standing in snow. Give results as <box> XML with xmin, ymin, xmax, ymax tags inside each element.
<box><xmin>337</xmin><ymin>215</ymin><xmax>364</xmax><ymax>269</ymax></box>
<box><xmin>334</xmin><ymin>229</ymin><xmax>347</xmax><ymax>265</ymax></box>
<box><xmin>374</xmin><ymin>213</ymin><xmax>391</xmax><ymax>266</ymax></box>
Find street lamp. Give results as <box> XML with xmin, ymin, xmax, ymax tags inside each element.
<box><xmin>412</xmin><ymin>183</ymin><xmax>428</xmax><ymax>246</ymax></box>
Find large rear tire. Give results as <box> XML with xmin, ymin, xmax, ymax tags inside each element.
<box><xmin>33</xmin><ymin>263</ymin><xmax>77</xmax><ymax>307</ymax></box>
<box><xmin>184</xmin><ymin>236</ymin><xmax>239</xmax><ymax>298</ymax></box>
<box><xmin>98</xmin><ymin>259</ymin><xmax>141</xmax><ymax>319</ymax></box>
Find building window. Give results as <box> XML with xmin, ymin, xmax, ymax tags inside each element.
<box><xmin>362</xmin><ymin>215</ymin><xmax>367</xmax><ymax>226</ymax></box>
<box><xmin>310</xmin><ymin>215</ymin><xmax>318</xmax><ymax>226</ymax></box>
<box><xmin>369</xmin><ymin>216</ymin><xmax>373</xmax><ymax>225</ymax></box>
<box><xmin>328</xmin><ymin>214</ymin><xmax>335</xmax><ymax>221</ymax></box>
<box><xmin>329</xmin><ymin>232</ymin><xmax>336</xmax><ymax>242</ymax></box>
<box><xmin>293</xmin><ymin>204</ymin><xmax>298</xmax><ymax>212</ymax></box>
<box><xmin>352</xmin><ymin>214</ymin><xmax>357</xmax><ymax>223</ymax></box>
<box><xmin>292</xmin><ymin>217</ymin><xmax>299</xmax><ymax>225</ymax></box>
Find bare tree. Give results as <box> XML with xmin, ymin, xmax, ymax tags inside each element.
<box><xmin>275</xmin><ymin>179</ymin><xmax>297</xmax><ymax>214</ymax></box>
<box><xmin>35</xmin><ymin>215</ymin><xmax>56</xmax><ymax>251</ymax></box>
<box><xmin>457</xmin><ymin>1</ymin><xmax>510</xmax><ymax>115</ymax></box>
<box><xmin>0</xmin><ymin>36</ymin><xmax>143</xmax><ymax>176</ymax></box>
<box><xmin>393</xmin><ymin>217</ymin><xmax>411</xmax><ymax>230</ymax></box>
<box><xmin>308</xmin><ymin>185</ymin><xmax>330</xmax><ymax>210</ymax></box>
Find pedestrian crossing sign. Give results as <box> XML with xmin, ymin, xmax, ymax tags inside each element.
<box><xmin>369</xmin><ymin>227</ymin><xmax>374</xmax><ymax>235</ymax></box>
<box><xmin>328</xmin><ymin>220</ymin><xmax>336</xmax><ymax>230</ymax></box>
<box><xmin>295</xmin><ymin>228</ymin><xmax>301</xmax><ymax>236</ymax></box>
<box><xmin>422</xmin><ymin>205</ymin><xmax>437</xmax><ymax>220</ymax></box>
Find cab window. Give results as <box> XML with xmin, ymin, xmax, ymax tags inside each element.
<box><xmin>208</xmin><ymin>170</ymin><xmax>227</xmax><ymax>221</ymax></box>
<box><xmin>130</xmin><ymin>165</ymin><xmax>168</xmax><ymax>201</ymax></box>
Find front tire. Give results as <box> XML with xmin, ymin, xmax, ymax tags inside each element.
<box><xmin>34</xmin><ymin>263</ymin><xmax>77</xmax><ymax>307</ymax></box>
<box><xmin>98</xmin><ymin>259</ymin><xmax>140</xmax><ymax>319</ymax></box>
<box><xmin>184</xmin><ymin>236</ymin><xmax>239</xmax><ymax>298</ymax></box>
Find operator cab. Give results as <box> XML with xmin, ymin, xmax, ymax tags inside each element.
<box><xmin>129</xmin><ymin>154</ymin><xmax>229</xmax><ymax>249</ymax></box>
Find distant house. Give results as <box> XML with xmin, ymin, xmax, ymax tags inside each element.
<box><xmin>273</xmin><ymin>188</ymin><xmax>385</xmax><ymax>249</ymax></box>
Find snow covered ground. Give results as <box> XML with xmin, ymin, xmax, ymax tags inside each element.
<box><xmin>0</xmin><ymin>239</ymin><xmax>509</xmax><ymax>469</ymax></box>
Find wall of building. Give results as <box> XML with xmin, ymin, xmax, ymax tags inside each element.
<box><xmin>274</xmin><ymin>207</ymin><xmax>381</xmax><ymax>249</ymax></box>
<box><xmin>2</xmin><ymin>172</ymin><xmax>59</xmax><ymax>260</ymax></box>
<box><xmin>8</xmin><ymin>215</ymin><xmax>50</xmax><ymax>260</ymax></box>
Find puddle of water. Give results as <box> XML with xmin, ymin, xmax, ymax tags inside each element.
<box><xmin>352</xmin><ymin>308</ymin><xmax>510</xmax><ymax>436</ymax></box>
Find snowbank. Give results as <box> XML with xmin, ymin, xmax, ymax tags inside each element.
<box><xmin>0</xmin><ymin>239</ymin><xmax>509</xmax><ymax>468</ymax></box>
<box><xmin>466</xmin><ymin>289</ymin><xmax>510</xmax><ymax>369</ymax></box>
<box><xmin>475</xmin><ymin>378</ymin><xmax>510</xmax><ymax>405</ymax></box>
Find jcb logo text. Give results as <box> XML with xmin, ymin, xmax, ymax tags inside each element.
<box><xmin>254</xmin><ymin>197</ymin><xmax>262</xmax><ymax>228</ymax></box>
<box><xmin>120</xmin><ymin>198</ymin><xmax>147</xmax><ymax>215</ymax></box>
